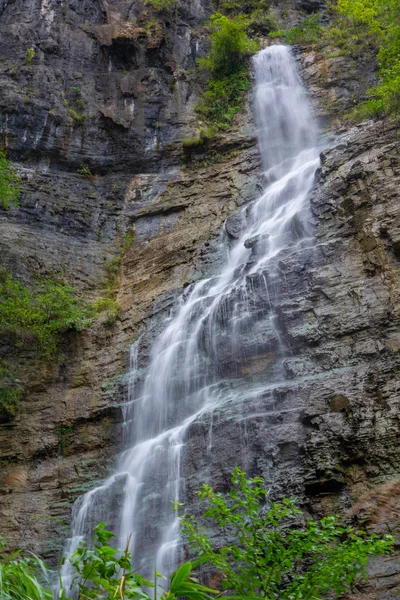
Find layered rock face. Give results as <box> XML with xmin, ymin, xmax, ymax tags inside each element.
<box><xmin>0</xmin><ymin>1</ymin><xmax>399</xmax><ymax>598</ymax></box>
<box><xmin>0</xmin><ymin>0</ymin><xmax>268</xmax><ymax>557</ymax></box>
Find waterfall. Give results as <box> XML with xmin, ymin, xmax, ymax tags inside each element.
<box><xmin>61</xmin><ymin>45</ymin><xmax>321</xmax><ymax>586</ymax></box>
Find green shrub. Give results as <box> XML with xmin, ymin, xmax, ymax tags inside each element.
<box><xmin>24</xmin><ymin>48</ymin><xmax>35</xmax><ymax>65</ymax></box>
<box><xmin>0</xmin><ymin>361</ymin><xmax>23</xmax><ymax>420</ymax></box>
<box><xmin>196</xmin><ymin>69</ymin><xmax>251</xmax><ymax>129</ymax></box>
<box><xmin>0</xmin><ymin>524</ymin><xmax>217</xmax><ymax>600</ymax></box>
<box><xmin>212</xmin><ymin>0</ymin><xmax>277</xmax><ymax>35</ymax></box>
<box><xmin>0</xmin><ymin>151</ymin><xmax>21</xmax><ymax>210</ymax></box>
<box><xmin>246</xmin><ymin>9</ymin><xmax>277</xmax><ymax>36</ymax></box>
<box><xmin>0</xmin><ymin>386</ymin><xmax>24</xmax><ymax>419</ymax></box>
<box><xmin>338</xmin><ymin>0</ymin><xmax>400</xmax><ymax>118</ymax></box>
<box><xmin>329</xmin><ymin>0</ymin><xmax>400</xmax><ymax>119</ymax></box>
<box><xmin>182</xmin><ymin>137</ymin><xmax>207</xmax><ymax>148</ymax></box>
<box><xmin>144</xmin><ymin>0</ymin><xmax>175</xmax><ymax>11</ymax></box>
<box><xmin>92</xmin><ymin>297</ymin><xmax>121</xmax><ymax>327</ymax></box>
<box><xmin>77</xmin><ymin>165</ymin><xmax>92</xmax><ymax>177</ymax></box>
<box><xmin>198</xmin><ymin>13</ymin><xmax>258</xmax><ymax>78</ymax></box>
<box><xmin>0</xmin><ymin>269</ymin><xmax>91</xmax><ymax>357</ymax></box>
<box><xmin>68</xmin><ymin>107</ymin><xmax>86</xmax><ymax>122</ymax></box>
<box><xmin>213</xmin><ymin>0</ymin><xmax>270</xmax><ymax>15</ymax></box>
<box><xmin>179</xmin><ymin>467</ymin><xmax>394</xmax><ymax>599</ymax></box>
<box><xmin>196</xmin><ymin>13</ymin><xmax>258</xmax><ymax>130</ymax></box>
<box><xmin>0</xmin><ymin>469</ymin><xmax>394</xmax><ymax>599</ymax></box>
<box><xmin>269</xmin><ymin>13</ymin><xmax>323</xmax><ymax>45</ymax></box>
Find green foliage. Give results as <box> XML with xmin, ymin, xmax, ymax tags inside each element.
<box><xmin>103</xmin><ymin>230</ymin><xmax>136</xmax><ymax>290</ymax></box>
<box><xmin>213</xmin><ymin>0</ymin><xmax>271</xmax><ymax>13</ymax></box>
<box><xmin>245</xmin><ymin>10</ymin><xmax>277</xmax><ymax>36</ymax></box>
<box><xmin>61</xmin><ymin>524</ymin><xmax>217</xmax><ymax>600</ymax></box>
<box><xmin>56</xmin><ymin>425</ymin><xmax>75</xmax><ymax>456</ymax></box>
<box><xmin>92</xmin><ymin>297</ymin><xmax>121</xmax><ymax>327</ymax></box>
<box><xmin>0</xmin><ymin>360</ymin><xmax>24</xmax><ymax>419</ymax></box>
<box><xmin>269</xmin><ymin>13</ymin><xmax>323</xmax><ymax>45</ymax></box>
<box><xmin>182</xmin><ymin>137</ymin><xmax>205</xmax><ymax>148</ymax></box>
<box><xmin>0</xmin><ymin>386</ymin><xmax>24</xmax><ymax>419</ymax></box>
<box><xmin>0</xmin><ymin>151</ymin><xmax>21</xmax><ymax>210</ymax></box>
<box><xmin>65</xmin><ymin>86</ymin><xmax>87</xmax><ymax>122</ymax></box>
<box><xmin>335</xmin><ymin>0</ymin><xmax>400</xmax><ymax>118</ymax></box>
<box><xmin>68</xmin><ymin>107</ymin><xmax>86</xmax><ymax>122</ymax></box>
<box><xmin>198</xmin><ymin>13</ymin><xmax>258</xmax><ymax>79</ymax></box>
<box><xmin>196</xmin><ymin>14</ymin><xmax>257</xmax><ymax>130</ymax></box>
<box><xmin>196</xmin><ymin>69</ymin><xmax>251</xmax><ymax>130</ymax></box>
<box><xmin>213</xmin><ymin>0</ymin><xmax>276</xmax><ymax>35</ymax></box>
<box><xmin>0</xmin><ymin>269</ymin><xmax>91</xmax><ymax>357</ymax></box>
<box><xmin>77</xmin><ymin>165</ymin><xmax>92</xmax><ymax>177</ymax></box>
<box><xmin>0</xmin><ymin>539</ymin><xmax>52</xmax><ymax>600</ymax></box>
<box><xmin>62</xmin><ymin>522</ymin><xmax>152</xmax><ymax>599</ymax></box>
<box><xmin>181</xmin><ymin>128</ymin><xmax>215</xmax><ymax>150</ymax></box>
<box><xmin>0</xmin><ymin>470</ymin><xmax>394</xmax><ymax>600</ymax></box>
<box><xmin>179</xmin><ymin>467</ymin><xmax>394</xmax><ymax>600</ymax></box>
<box><xmin>24</xmin><ymin>48</ymin><xmax>35</xmax><ymax>65</ymax></box>
<box><xmin>144</xmin><ymin>0</ymin><xmax>175</xmax><ymax>11</ymax></box>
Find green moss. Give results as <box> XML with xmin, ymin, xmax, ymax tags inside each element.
<box><xmin>181</xmin><ymin>137</ymin><xmax>205</xmax><ymax>148</ymax></box>
<box><xmin>0</xmin><ymin>151</ymin><xmax>21</xmax><ymax>210</ymax></box>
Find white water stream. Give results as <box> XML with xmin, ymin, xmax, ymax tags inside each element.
<box><xmin>61</xmin><ymin>45</ymin><xmax>320</xmax><ymax>586</ymax></box>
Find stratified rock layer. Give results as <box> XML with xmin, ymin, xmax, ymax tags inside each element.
<box><xmin>0</xmin><ymin>1</ymin><xmax>399</xmax><ymax>597</ymax></box>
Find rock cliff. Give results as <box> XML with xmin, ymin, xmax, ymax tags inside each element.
<box><xmin>0</xmin><ymin>1</ymin><xmax>399</xmax><ymax>598</ymax></box>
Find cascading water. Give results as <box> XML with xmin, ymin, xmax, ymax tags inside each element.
<box><xmin>61</xmin><ymin>44</ymin><xmax>321</xmax><ymax>587</ymax></box>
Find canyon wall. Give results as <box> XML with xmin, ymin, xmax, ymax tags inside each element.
<box><xmin>0</xmin><ymin>1</ymin><xmax>399</xmax><ymax>597</ymax></box>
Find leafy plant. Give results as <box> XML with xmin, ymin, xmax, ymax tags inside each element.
<box><xmin>0</xmin><ymin>386</ymin><xmax>24</xmax><ymax>419</ymax></box>
<box><xmin>61</xmin><ymin>523</ymin><xmax>218</xmax><ymax>600</ymax></box>
<box><xmin>0</xmin><ymin>470</ymin><xmax>394</xmax><ymax>600</ymax></box>
<box><xmin>212</xmin><ymin>0</ymin><xmax>277</xmax><ymax>35</ymax></box>
<box><xmin>92</xmin><ymin>297</ymin><xmax>121</xmax><ymax>327</ymax></box>
<box><xmin>0</xmin><ymin>150</ymin><xmax>21</xmax><ymax>210</ymax></box>
<box><xmin>334</xmin><ymin>0</ymin><xmax>400</xmax><ymax>119</ymax></box>
<box><xmin>144</xmin><ymin>0</ymin><xmax>175</xmax><ymax>11</ymax></box>
<box><xmin>179</xmin><ymin>467</ymin><xmax>394</xmax><ymax>600</ymax></box>
<box><xmin>196</xmin><ymin>68</ymin><xmax>251</xmax><ymax>130</ymax></box>
<box><xmin>198</xmin><ymin>13</ymin><xmax>258</xmax><ymax>79</ymax></box>
<box><xmin>56</xmin><ymin>425</ymin><xmax>75</xmax><ymax>456</ymax></box>
<box><xmin>269</xmin><ymin>13</ymin><xmax>323</xmax><ymax>45</ymax></box>
<box><xmin>77</xmin><ymin>165</ymin><xmax>92</xmax><ymax>177</ymax></box>
<box><xmin>0</xmin><ymin>269</ymin><xmax>91</xmax><ymax>357</ymax></box>
<box><xmin>196</xmin><ymin>13</ymin><xmax>258</xmax><ymax>130</ymax></box>
<box><xmin>0</xmin><ymin>539</ymin><xmax>52</xmax><ymax>600</ymax></box>
<box><xmin>213</xmin><ymin>0</ymin><xmax>270</xmax><ymax>15</ymax></box>
<box><xmin>24</xmin><ymin>48</ymin><xmax>35</xmax><ymax>65</ymax></box>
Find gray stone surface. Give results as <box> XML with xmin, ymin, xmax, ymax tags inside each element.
<box><xmin>0</xmin><ymin>2</ymin><xmax>399</xmax><ymax>597</ymax></box>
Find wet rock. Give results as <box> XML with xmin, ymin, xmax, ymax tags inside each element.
<box><xmin>225</xmin><ymin>212</ymin><xmax>243</xmax><ymax>240</ymax></box>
